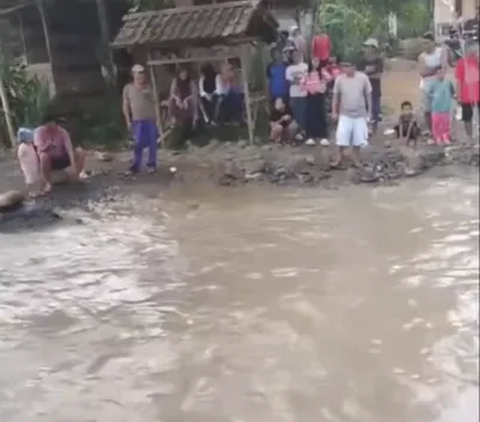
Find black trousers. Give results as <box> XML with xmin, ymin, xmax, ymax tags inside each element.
<box><xmin>306</xmin><ymin>93</ymin><xmax>328</xmax><ymax>139</ymax></box>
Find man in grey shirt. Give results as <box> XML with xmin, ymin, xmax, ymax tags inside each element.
<box><xmin>123</xmin><ymin>64</ymin><xmax>159</xmax><ymax>174</ymax></box>
<box><xmin>331</xmin><ymin>61</ymin><xmax>372</xmax><ymax>167</ymax></box>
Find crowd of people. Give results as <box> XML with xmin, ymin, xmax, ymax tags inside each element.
<box><xmin>13</xmin><ymin>24</ymin><xmax>479</xmax><ymax>195</ymax></box>
<box><xmin>415</xmin><ymin>31</ymin><xmax>479</xmax><ymax>146</ymax></box>
<box><xmin>267</xmin><ymin>27</ymin><xmax>383</xmax><ymax>167</ymax></box>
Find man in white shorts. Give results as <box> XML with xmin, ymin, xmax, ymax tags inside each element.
<box><xmin>331</xmin><ymin>61</ymin><xmax>372</xmax><ymax>167</ymax></box>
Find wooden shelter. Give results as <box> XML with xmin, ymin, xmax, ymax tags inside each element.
<box><xmin>111</xmin><ymin>0</ymin><xmax>278</xmax><ymax>144</ymax></box>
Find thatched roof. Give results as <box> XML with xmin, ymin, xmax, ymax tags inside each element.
<box><xmin>111</xmin><ymin>0</ymin><xmax>278</xmax><ymax>48</ymax></box>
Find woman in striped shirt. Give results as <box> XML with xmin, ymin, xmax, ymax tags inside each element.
<box><xmin>303</xmin><ymin>57</ymin><xmax>331</xmax><ymax>146</ymax></box>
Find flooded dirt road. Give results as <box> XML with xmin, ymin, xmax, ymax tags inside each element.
<box><xmin>0</xmin><ymin>171</ymin><xmax>478</xmax><ymax>422</ymax></box>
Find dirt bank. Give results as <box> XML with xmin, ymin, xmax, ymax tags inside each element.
<box><xmin>159</xmin><ymin>138</ymin><xmax>479</xmax><ymax>187</ymax></box>
<box><xmin>1</xmin><ymin>58</ymin><xmax>479</xmax><ymax>230</ymax></box>
<box><xmin>0</xmin><ymin>136</ymin><xmax>478</xmax><ymax>231</ymax></box>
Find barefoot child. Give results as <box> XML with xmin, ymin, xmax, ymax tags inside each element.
<box><xmin>394</xmin><ymin>101</ymin><xmax>419</xmax><ymax>147</ymax></box>
<box><xmin>427</xmin><ymin>67</ymin><xmax>456</xmax><ymax>144</ymax></box>
<box><xmin>16</xmin><ymin>128</ymin><xmax>41</xmax><ymax>197</ymax></box>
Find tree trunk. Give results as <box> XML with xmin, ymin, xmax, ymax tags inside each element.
<box><xmin>95</xmin><ymin>0</ymin><xmax>115</xmax><ymax>83</ymax></box>
<box><xmin>0</xmin><ymin>43</ymin><xmax>15</xmax><ymax>148</ymax></box>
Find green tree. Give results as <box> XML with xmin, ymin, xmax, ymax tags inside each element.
<box><xmin>315</xmin><ymin>0</ymin><xmax>431</xmax><ymax>60</ymax></box>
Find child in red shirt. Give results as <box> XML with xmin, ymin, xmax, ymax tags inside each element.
<box><xmin>325</xmin><ymin>54</ymin><xmax>342</xmax><ymax>80</ymax></box>
<box><xmin>454</xmin><ymin>42</ymin><xmax>479</xmax><ymax>139</ymax></box>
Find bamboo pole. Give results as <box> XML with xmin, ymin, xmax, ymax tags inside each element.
<box><xmin>147</xmin><ymin>51</ymin><xmax>164</xmax><ymax>135</ymax></box>
<box><xmin>36</xmin><ymin>0</ymin><xmax>53</xmax><ymax>65</ymax></box>
<box><xmin>18</xmin><ymin>13</ymin><xmax>28</xmax><ymax>63</ymax></box>
<box><xmin>240</xmin><ymin>47</ymin><xmax>254</xmax><ymax>145</ymax></box>
<box><xmin>0</xmin><ymin>42</ymin><xmax>15</xmax><ymax>147</ymax></box>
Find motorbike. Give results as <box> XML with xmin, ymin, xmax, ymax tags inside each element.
<box><xmin>444</xmin><ymin>28</ymin><xmax>463</xmax><ymax>67</ymax></box>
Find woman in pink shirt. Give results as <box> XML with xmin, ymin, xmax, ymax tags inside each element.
<box><xmin>34</xmin><ymin>112</ymin><xmax>87</xmax><ymax>194</ymax></box>
<box><xmin>303</xmin><ymin>57</ymin><xmax>331</xmax><ymax>146</ymax></box>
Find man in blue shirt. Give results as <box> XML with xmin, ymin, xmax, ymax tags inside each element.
<box><xmin>266</xmin><ymin>49</ymin><xmax>289</xmax><ymax>105</ymax></box>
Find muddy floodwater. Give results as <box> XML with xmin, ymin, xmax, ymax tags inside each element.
<box><xmin>0</xmin><ymin>170</ymin><xmax>478</xmax><ymax>422</ymax></box>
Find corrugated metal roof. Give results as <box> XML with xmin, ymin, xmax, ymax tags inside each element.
<box><xmin>111</xmin><ymin>0</ymin><xmax>277</xmax><ymax>48</ymax></box>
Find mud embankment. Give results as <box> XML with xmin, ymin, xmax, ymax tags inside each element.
<box><xmin>1</xmin><ymin>138</ymin><xmax>478</xmax><ymax>231</ymax></box>
<box><xmin>161</xmin><ymin>139</ymin><xmax>479</xmax><ymax>188</ymax></box>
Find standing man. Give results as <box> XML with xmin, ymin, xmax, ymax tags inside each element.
<box><xmin>122</xmin><ymin>64</ymin><xmax>159</xmax><ymax>174</ymax></box>
<box><xmin>266</xmin><ymin>49</ymin><xmax>289</xmax><ymax>104</ymax></box>
<box><xmin>455</xmin><ymin>41</ymin><xmax>479</xmax><ymax>140</ymax></box>
<box><xmin>418</xmin><ymin>32</ymin><xmax>448</xmax><ymax>140</ymax></box>
<box><xmin>357</xmin><ymin>38</ymin><xmax>383</xmax><ymax>136</ymax></box>
<box><xmin>331</xmin><ymin>60</ymin><xmax>372</xmax><ymax>168</ymax></box>
<box><xmin>288</xmin><ymin>26</ymin><xmax>307</xmax><ymax>62</ymax></box>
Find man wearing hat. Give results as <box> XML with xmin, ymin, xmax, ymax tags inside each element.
<box><xmin>122</xmin><ymin>64</ymin><xmax>159</xmax><ymax>174</ymax></box>
<box><xmin>357</xmin><ymin>38</ymin><xmax>384</xmax><ymax>135</ymax></box>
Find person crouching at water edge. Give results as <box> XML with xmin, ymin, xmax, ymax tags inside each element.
<box><xmin>123</xmin><ymin>64</ymin><xmax>159</xmax><ymax>175</ymax></box>
<box><xmin>331</xmin><ymin>61</ymin><xmax>372</xmax><ymax>168</ymax></box>
<box><xmin>16</xmin><ymin>127</ymin><xmax>41</xmax><ymax>197</ymax></box>
<box><xmin>34</xmin><ymin>113</ymin><xmax>87</xmax><ymax>194</ymax></box>
<box><xmin>269</xmin><ymin>97</ymin><xmax>298</xmax><ymax>144</ymax></box>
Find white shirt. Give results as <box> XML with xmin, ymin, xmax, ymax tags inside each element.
<box><xmin>199</xmin><ymin>75</ymin><xmax>225</xmax><ymax>97</ymax></box>
<box><xmin>286</xmin><ymin>62</ymin><xmax>308</xmax><ymax>97</ymax></box>
<box><xmin>17</xmin><ymin>143</ymin><xmax>40</xmax><ymax>185</ymax></box>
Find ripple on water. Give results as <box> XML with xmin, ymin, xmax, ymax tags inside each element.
<box><xmin>0</xmin><ymin>215</ymin><xmax>181</xmax><ymax>323</ymax></box>
<box><xmin>0</xmin><ymin>177</ymin><xmax>478</xmax><ymax>421</ymax></box>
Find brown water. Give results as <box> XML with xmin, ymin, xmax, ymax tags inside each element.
<box><xmin>0</xmin><ymin>173</ymin><xmax>478</xmax><ymax>422</ymax></box>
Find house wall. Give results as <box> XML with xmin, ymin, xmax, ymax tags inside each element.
<box><xmin>434</xmin><ymin>0</ymin><xmax>477</xmax><ymax>24</ymax></box>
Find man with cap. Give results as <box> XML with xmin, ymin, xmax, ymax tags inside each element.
<box><xmin>357</xmin><ymin>38</ymin><xmax>384</xmax><ymax>135</ymax></box>
<box><xmin>122</xmin><ymin>64</ymin><xmax>159</xmax><ymax>174</ymax></box>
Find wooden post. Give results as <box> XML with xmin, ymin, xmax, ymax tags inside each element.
<box><xmin>0</xmin><ymin>42</ymin><xmax>15</xmax><ymax>147</ymax></box>
<box><xmin>147</xmin><ymin>52</ymin><xmax>164</xmax><ymax>135</ymax></box>
<box><xmin>240</xmin><ymin>47</ymin><xmax>254</xmax><ymax>145</ymax></box>
<box><xmin>18</xmin><ymin>13</ymin><xmax>28</xmax><ymax>63</ymax></box>
<box><xmin>36</xmin><ymin>0</ymin><xmax>53</xmax><ymax>66</ymax></box>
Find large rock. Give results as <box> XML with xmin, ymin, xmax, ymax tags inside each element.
<box><xmin>0</xmin><ymin>191</ymin><xmax>25</xmax><ymax>212</ymax></box>
<box><xmin>399</xmin><ymin>38</ymin><xmax>424</xmax><ymax>61</ymax></box>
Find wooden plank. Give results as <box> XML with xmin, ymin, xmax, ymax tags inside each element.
<box><xmin>147</xmin><ymin>54</ymin><xmax>237</xmax><ymax>66</ymax></box>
